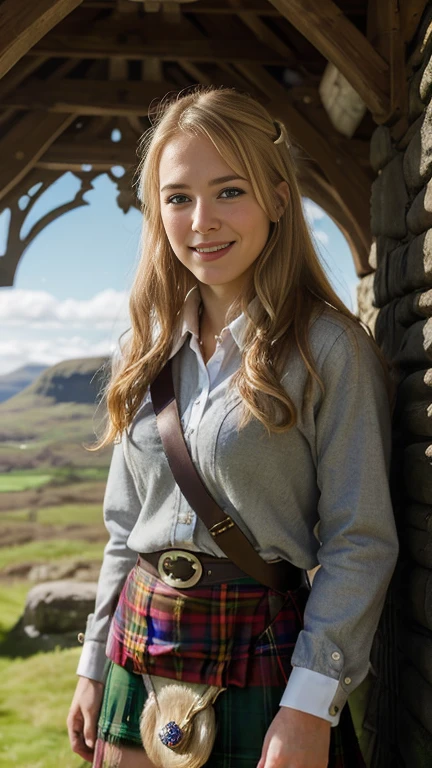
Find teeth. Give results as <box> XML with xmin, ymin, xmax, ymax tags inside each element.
<box><xmin>195</xmin><ymin>243</ymin><xmax>232</xmax><ymax>253</ymax></box>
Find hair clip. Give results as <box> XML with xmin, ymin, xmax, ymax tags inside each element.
<box><xmin>273</xmin><ymin>120</ymin><xmax>285</xmax><ymax>145</ymax></box>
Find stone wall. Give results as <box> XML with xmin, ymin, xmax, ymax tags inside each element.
<box><xmin>357</xmin><ymin>9</ymin><xmax>432</xmax><ymax>767</ymax></box>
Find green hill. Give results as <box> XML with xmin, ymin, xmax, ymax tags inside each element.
<box><xmin>0</xmin><ymin>356</ymin><xmax>113</xmax><ymax>471</ymax></box>
<box><xmin>0</xmin><ymin>364</ymin><xmax>48</xmax><ymax>403</ymax></box>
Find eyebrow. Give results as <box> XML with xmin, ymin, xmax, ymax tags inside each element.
<box><xmin>160</xmin><ymin>175</ymin><xmax>248</xmax><ymax>193</ymax></box>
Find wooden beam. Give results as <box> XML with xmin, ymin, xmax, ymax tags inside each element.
<box><xmin>0</xmin><ymin>112</ymin><xmax>75</xmax><ymax>202</ymax></box>
<box><xmin>401</xmin><ymin>1</ymin><xmax>430</xmax><ymax>44</ymax></box>
<box><xmin>37</xmin><ymin>138</ymin><xmax>137</xmax><ymax>170</ymax></box>
<box><xmin>4</xmin><ymin>79</ymin><xmax>178</xmax><ymax>116</ymax></box>
<box><xmin>30</xmin><ymin>33</ymin><xmax>285</xmax><ymax>65</ymax></box>
<box><xmin>0</xmin><ymin>0</ymin><xmax>84</xmax><ymax>79</ymax></box>
<box><xmin>368</xmin><ymin>1</ymin><xmax>407</xmax><ymax>122</ymax></box>
<box><xmin>235</xmin><ymin>63</ymin><xmax>372</xmax><ymax>267</ymax></box>
<box><xmin>236</xmin><ymin>11</ymin><xmax>296</xmax><ymax>63</ymax></box>
<box><xmin>267</xmin><ymin>0</ymin><xmax>391</xmax><ymax>120</ymax></box>
<box><xmin>82</xmin><ymin>0</ymin><xmax>281</xmax><ymax>14</ymax></box>
<box><xmin>0</xmin><ymin>57</ymin><xmax>46</xmax><ymax>100</ymax></box>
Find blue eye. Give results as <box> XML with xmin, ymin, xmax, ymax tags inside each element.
<box><xmin>167</xmin><ymin>194</ymin><xmax>189</xmax><ymax>205</ymax></box>
<box><xmin>219</xmin><ymin>188</ymin><xmax>244</xmax><ymax>198</ymax></box>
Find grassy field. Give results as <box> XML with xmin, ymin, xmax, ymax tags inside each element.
<box><xmin>0</xmin><ymin>488</ymin><xmax>107</xmax><ymax>767</ymax></box>
<box><xmin>1</xmin><ymin>502</ymin><xmax>103</xmax><ymax>526</ymax></box>
<box><xmin>0</xmin><ymin>580</ymin><xmax>87</xmax><ymax>768</ymax></box>
<box><xmin>0</xmin><ymin>474</ymin><xmax>53</xmax><ymax>492</ymax></box>
<box><xmin>0</xmin><ymin>467</ymin><xmax>108</xmax><ymax>493</ymax></box>
<box><xmin>0</xmin><ymin>539</ymin><xmax>105</xmax><ymax>571</ymax></box>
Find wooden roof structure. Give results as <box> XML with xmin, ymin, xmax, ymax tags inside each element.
<box><xmin>0</xmin><ymin>0</ymin><xmax>427</xmax><ymax>287</ymax></box>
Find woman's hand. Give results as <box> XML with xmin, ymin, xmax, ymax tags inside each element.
<box><xmin>67</xmin><ymin>675</ymin><xmax>105</xmax><ymax>763</ymax></box>
<box><xmin>257</xmin><ymin>707</ymin><xmax>331</xmax><ymax>768</ymax></box>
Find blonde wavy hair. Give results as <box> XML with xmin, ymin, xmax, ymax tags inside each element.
<box><xmin>93</xmin><ymin>85</ymin><xmax>392</xmax><ymax>449</ymax></box>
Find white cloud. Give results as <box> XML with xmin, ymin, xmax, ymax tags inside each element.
<box><xmin>0</xmin><ymin>288</ymin><xmax>129</xmax><ymax>328</ymax></box>
<box><xmin>314</xmin><ymin>230</ymin><xmax>330</xmax><ymax>246</ymax></box>
<box><xmin>302</xmin><ymin>199</ymin><xmax>325</xmax><ymax>224</ymax></box>
<box><xmin>0</xmin><ymin>335</ymin><xmax>118</xmax><ymax>376</ymax></box>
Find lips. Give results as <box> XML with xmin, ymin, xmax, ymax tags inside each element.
<box><xmin>191</xmin><ymin>242</ymin><xmax>235</xmax><ymax>262</ymax></box>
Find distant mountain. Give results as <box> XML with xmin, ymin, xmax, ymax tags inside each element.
<box><xmin>15</xmin><ymin>356</ymin><xmax>112</xmax><ymax>406</ymax></box>
<box><xmin>0</xmin><ymin>356</ymin><xmax>113</xmax><ymax>470</ymax></box>
<box><xmin>0</xmin><ymin>364</ymin><xmax>48</xmax><ymax>403</ymax></box>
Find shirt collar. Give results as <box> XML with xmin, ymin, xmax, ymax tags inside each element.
<box><xmin>168</xmin><ymin>286</ymin><xmax>251</xmax><ymax>360</ymax></box>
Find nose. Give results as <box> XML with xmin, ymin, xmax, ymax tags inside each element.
<box><xmin>191</xmin><ymin>200</ymin><xmax>220</xmax><ymax>234</ymax></box>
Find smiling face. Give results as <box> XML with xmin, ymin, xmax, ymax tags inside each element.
<box><xmin>158</xmin><ymin>132</ymin><xmax>279</xmax><ymax>299</ymax></box>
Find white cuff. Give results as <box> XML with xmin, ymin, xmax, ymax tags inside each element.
<box><xmin>76</xmin><ymin>640</ymin><xmax>107</xmax><ymax>683</ymax></box>
<box><xmin>280</xmin><ymin>667</ymin><xmax>341</xmax><ymax>726</ymax></box>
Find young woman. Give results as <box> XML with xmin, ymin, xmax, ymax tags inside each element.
<box><xmin>67</xmin><ymin>86</ymin><xmax>399</xmax><ymax>768</ymax></box>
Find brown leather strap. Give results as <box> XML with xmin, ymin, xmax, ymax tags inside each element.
<box><xmin>150</xmin><ymin>359</ymin><xmax>302</xmax><ymax>594</ymax></box>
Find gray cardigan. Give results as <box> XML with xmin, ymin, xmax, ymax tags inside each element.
<box><xmin>77</xmin><ymin>289</ymin><xmax>399</xmax><ymax>725</ymax></box>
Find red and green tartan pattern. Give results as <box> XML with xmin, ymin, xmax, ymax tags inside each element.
<box><xmin>105</xmin><ymin>562</ymin><xmax>308</xmax><ymax>688</ymax></box>
<box><xmin>94</xmin><ymin>661</ymin><xmax>365</xmax><ymax>768</ymax></box>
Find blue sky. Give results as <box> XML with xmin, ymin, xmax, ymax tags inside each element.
<box><xmin>0</xmin><ymin>171</ymin><xmax>359</xmax><ymax>376</ymax></box>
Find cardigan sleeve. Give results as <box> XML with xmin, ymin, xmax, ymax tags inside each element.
<box><xmin>280</xmin><ymin>326</ymin><xmax>399</xmax><ymax>724</ymax></box>
<box><xmin>76</xmin><ymin>439</ymin><xmax>142</xmax><ymax>682</ymax></box>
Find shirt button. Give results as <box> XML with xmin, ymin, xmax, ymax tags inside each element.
<box><xmin>329</xmin><ymin>705</ymin><xmax>339</xmax><ymax>716</ymax></box>
<box><xmin>344</xmin><ymin>677</ymin><xmax>352</xmax><ymax>685</ymax></box>
<box><xmin>331</xmin><ymin>652</ymin><xmax>341</xmax><ymax>661</ymax></box>
<box><xmin>195</xmin><ymin>398</ymin><xmax>200</xmax><ymax>405</ymax></box>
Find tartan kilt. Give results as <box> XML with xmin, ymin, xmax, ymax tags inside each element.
<box><xmin>94</xmin><ymin>560</ymin><xmax>366</xmax><ymax>767</ymax></box>
<box><xmin>105</xmin><ymin>559</ymin><xmax>308</xmax><ymax>688</ymax></box>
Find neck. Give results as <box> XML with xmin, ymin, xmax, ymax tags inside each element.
<box><xmin>198</xmin><ymin>286</ymin><xmax>233</xmax><ymax>339</ymax></box>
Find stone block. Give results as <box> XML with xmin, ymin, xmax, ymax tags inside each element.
<box><xmin>400</xmin><ymin>397</ymin><xmax>432</xmax><ymax>437</ymax></box>
<box><xmin>420</xmin><ymin>54</ymin><xmax>432</xmax><ymax>103</ymax></box>
<box><xmin>399</xmin><ymin>707</ymin><xmax>432</xmax><ymax>768</ymax></box>
<box><xmin>399</xmin><ymin>368</ymin><xmax>432</xmax><ymax>404</ymax></box>
<box><xmin>371</xmin><ymin>153</ymin><xmax>408</xmax><ymax>238</ymax></box>
<box><xmin>406</xmin><ymin>5</ymin><xmax>432</xmax><ymax>69</ymax></box>
<box><xmin>356</xmin><ymin>273</ymin><xmax>378</xmax><ymax>332</ymax></box>
<box><xmin>407</xmin><ymin>181</ymin><xmax>432</xmax><ymax>234</ymax></box>
<box><xmin>401</xmin><ymin>626</ymin><xmax>432</xmax><ymax>686</ymax></box>
<box><xmin>397</xmin><ymin>291</ymin><xmax>430</xmax><ymax>324</ymax></box>
<box><xmin>23</xmin><ymin>580</ymin><xmax>97</xmax><ymax>634</ymax></box>
<box><xmin>407</xmin><ymin>526</ymin><xmax>432</xmax><ymax>567</ymax></box>
<box><xmin>418</xmin><ymin>288</ymin><xmax>432</xmax><ymax>315</ymax></box>
<box><xmin>374</xmin><ymin>231</ymin><xmax>432</xmax><ymax>307</ymax></box>
<box><xmin>410</xmin><ymin>67</ymin><xmax>428</xmax><ymax>123</ymax></box>
<box><xmin>404</xmin><ymin>442</ymin><xmax>432</xmax><ymax>505</ymax></box>
<box><xmin>368</xmin><ymin>240</ymin><xmax>377</xmax><ymax>270</ymax></box>
<box><xmin>396</xmin><ymin>318</ymin><xmax>432</xmax><ymax>367</ymax></box>
<box><xmin>374</xmin><ymin>297</ymin><xmax>418</xmax><ymax>360</ymax></box>
<box><xmin>370</xmin><ymin>125</ymin><xmax>397</xmax><ymax>173</ymax></box>
<box><xmin>401</xmin><ymin>663</ymin><xmax>432</xmax><ymax>737</ymax></box>
<box><xmin>405</xmin><ymin>502</ymin><xmax>432</xmax><ymax>533</ymax></box>
<box><xmin>398</xmin><ymin>370</ymin><xmax>432</xmax><ymax>439</ymax></box>
<box><xmin>398</xmin><ymin>114</ymin><xmax>424</xmax><ymax>152</ymax></box>
<box><xmin>404</xmin><ymin>101</ymin><xmax>432</xmax><ymax>193</ymax></box>
<box><xmin>408</xmin><ymin>565</ymin><xmax>432</xmax><ymax>630</ymax></box>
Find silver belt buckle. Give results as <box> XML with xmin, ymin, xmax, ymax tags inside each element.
<box><xmin>157</xmin><ymin>550</ymin><xmax>203</xmax><ymax>589</ymax></box>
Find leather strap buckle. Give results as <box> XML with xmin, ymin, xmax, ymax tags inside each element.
<box><xmin>209</xmin><ymin>516</ymin><xmax>235</xmax><ymax>537</ymax></box>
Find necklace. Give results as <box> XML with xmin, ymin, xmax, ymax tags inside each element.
<box><xmin>198</xmin><ymin>303</ymin><xmax>223</xmax><ymax>347</ymax></box>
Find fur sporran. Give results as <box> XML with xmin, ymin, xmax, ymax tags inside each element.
<box><xmin>140</xmin><ymin>676</ymin><xmax>225</xmax><ymax>768</ymax></box>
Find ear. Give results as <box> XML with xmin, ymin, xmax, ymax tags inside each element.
<box><xmin>275</xmin><ymin>180</ymin><xmax>290</xmax><ymax>219</ymax></box>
